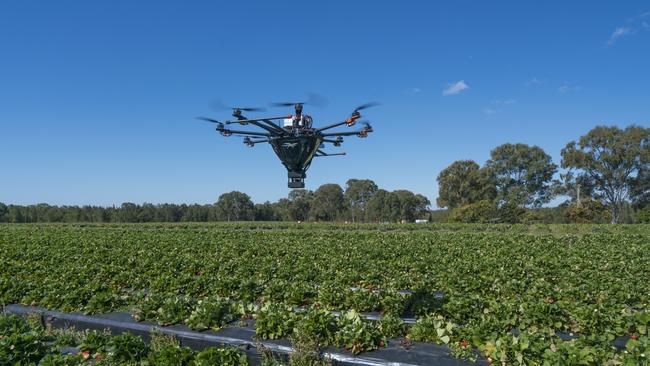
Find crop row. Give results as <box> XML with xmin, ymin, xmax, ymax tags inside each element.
<box><xmin>1</xmin><ymin>223</ymin><xmax>650</xmax><ymax>364</ymax></box>
<box><xmin>0</xmin><ymin>312</ymin><xmax>248</xmax><ymax>365</ymax></box>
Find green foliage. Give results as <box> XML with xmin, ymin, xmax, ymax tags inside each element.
<box><xmin>408</xmin><ymin>314</ymin><xmax>455</xmax><ymax>344</ymax></box>
<box><xmin>565</xmin><ymin>200</ymin><xmax>611</xmax><ymax>223</ymax></box>
<box><xmin>0</xmin><ymin>313</ymin><xmax>248</xmax><ymax>366</ymax></box>
<box><xmin>2</xmin><ymin>223</ymin><xmax>650</xmax><ymax>363</ymax></box>
<box><xmin>334</xmin><ymin>311</ymin><xmax>384</xmax><ymax>354</ymax></box>
<box><xmin>157</xmin><ymin>296</ymin><xmax>195</xmax><ymax>326</ymax></box>
<box><xmin>106</xmin><ymin>332</ymin><xmax>148</xmax><ymax>363</ymax></box>
<box><xmin>290</xmin><ymin>323</ymin><xmax>330</xmax><ymax>366</ymax></box>
<box><xmin>216</xmin><ymin>191</ymin><xmax>256</xmax><ymax>221</ymax></box>
<box><xmin>635</xmin><ymin>206</ymin><xmax>650</xmax><ymax>223</ymax></box>
<box><xmin>147</xmin><ymin>344</ymin><xmax>195</xmax><ymax>365</ymax></box>
<box><xmin>79</xmin><ymin>330</ymin><xmax>112</xmax><ymax>354</ymax></box>
<box><xmin>376</xmin><ymin>315</ymin><xmax>406</xmax><ymax>339</ymax></box>
<box><xmin>255</xmin><ymin>304</ymin><xmax>296</xmax><ymax>340</ymax></box>
<box><xmin>309</xmin><ymin>184</ymin><xmax>345</xmax><ymax>221</ymax></box>
<box><xmin>194</xmin><ymin>347</ymin><xmax>249</xmax><ymax>366</ymax></box>
<box><xmin>187</xmin><ymin>298</ymin><xmax>236</xmax><ymax>331</ymax></box>
<box><xmin>486</xmin><ymin>143</ymin><xmax>558</xmax><ymax>207</ymax></box>
<box><xmin>0</xmin><ymin>314</ymin><xmax>31</xmax><ymax>336</ymax></box>
<box><xmin>436</xmin><ymin>160</ymin><xmax>495</xmax><ymax>209</ymax></box>
<box><xmin>294</xmin><ymin>307</ymin><xmax>338</xmax><ymax>346</ymax></box>
<box><xmin>344</xmin><ymin>179</ymin><xmax>379</xmax><ymax>223</ymax></box>
<box><xmin>561</xmin><ymin>125</ymin><xmax>650</xmax><ymax>223</ymax></box>
<box><xmin>0</xmin><ymin>330</ymin><xmax>47</xmax><ymax>365</ymax></box>
<box><xmin>449</xmin><ymin>200</ymin><xmax>496</xmax><ymax>223</ymax></box>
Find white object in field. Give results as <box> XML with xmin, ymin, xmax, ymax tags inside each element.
<box><xmin>415</xmin><ymin>219</ymin><xmax>429</xmax><ymax>224</ymax></box>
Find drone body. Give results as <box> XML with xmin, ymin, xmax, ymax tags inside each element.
<box><xmin>199</xmin><ymin>102</ymin><xmax>375</xmax><ymax>188</ymax></box>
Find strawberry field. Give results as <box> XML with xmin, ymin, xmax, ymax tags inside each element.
<box><xmin>1</xmin><ymin>223</ymin><xmax>649</xmax><ymax>365</ymax></box>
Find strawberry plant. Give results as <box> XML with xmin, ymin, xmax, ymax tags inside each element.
<box><xmin>194</xmin><ymin>347</ymin><xmax>249</xmax><ymax>366</ymax></box>
<box><xmin>334</xmin><ymin>311</ymin><xmax>384</xmax><ymax>354</ymax></box>
<box><xmin>187</xmin><ymin>297</ymin><xmax>236</xmax><ymax>331</ymax></box>
<box><xmin>409</xmin><ymin>314</ymin><xmax>456</xmax><ymax>344</ymax></box>
<box><xmin>255</xmin><ymin>304</ymin><xmax>296</xmax><ymax>340</ymax></box>
<box><xmin>1</xmin><ymin>222</ymin><xmax>650</xmax><ymax>363</ymax></box>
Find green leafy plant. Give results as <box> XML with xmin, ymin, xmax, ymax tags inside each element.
<box><xmin>106</xmin><ymin>331</ymin><xmax>149</xmax><ymax>363</ymax></box>
<box><xmin>294</xmin><ymin>307</ymin><xmax>337</xmax><ymax>346</ymax></box>
<box><xmin>194</xmin><ymin>347</ymin><xmax>248</xmax><ymax>366</ymax></box>
<box><xmin>376</xmin><ymin>315</ymin><xmax>406</xmax><ymax>339</ymax></box>
<box><xmin>255</xmin><ymin>304</ymin><xmax>295</xmax><ymax>340</ymax></box>
<box><xmin>334</xmin><ymin>311</ymin><xmax>384</xmax><ymax>355</ymax></box>
<box><xmin>408</xmin><ymin>314</ymin><xmax>455</xmax><ymax>344</ymax></box>
<box><xmin>187</xmin><ymin>297</ymin><xmax>236</xmax><ymax>331</ymax></box>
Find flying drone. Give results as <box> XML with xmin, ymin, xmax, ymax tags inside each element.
<box><xmin>198</xmin><ymin>100</ymin><xmax>376</xmax><ymax>188</ymax></box>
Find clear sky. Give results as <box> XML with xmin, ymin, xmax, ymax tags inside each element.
<box><xmin>1</xmin><ymin>1</ymin><xmax>649</xmax><ymax>207</ymax></box>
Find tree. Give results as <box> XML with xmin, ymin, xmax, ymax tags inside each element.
<box><xmin>630</xmin><ymin>167</ymin><xmax>650</xmax><ymax>210</ymax></box>
<box><xmin>561</xmin><ymin>125</ymin><xmax>650</xmax><ymax>223</ymax></box>
<box><xmin>486</xmin><ymin>143</ymin><xmax>557</xmax><ymax>208</ymax></box>
<box><xmin>309</xmin><ymin>184</ymin><xmax>344</xmax><ymax>221</ymax></box>
<box><xmin>449</xmin><ymin>200</ymin><xmax>496</xmax><ymax>223</ymax></box>
<box><xmin>117</xmin><ymin>202</ymin><xmax>139</xmax><ymax>222</ymax></box>
<box><xmin>414</xmin><ymin>194</ymin><xmax>431</xmax><ymax>219</ymax></box>
<box><xmin>254</xmin><ymin>202</ymin><xmax>280</xmax><ymax>221</ymax></box>
<box><xmin>366</xmin><ymin>189</ymin><xmax>390</xmax><ymax>222</ymax></box>
<box><xmin>287</xmin><ymin>189</ymin><xmax>313</xmax><ymax>221</ymax></box>
<box><xmin>215</xmin><ymin>191</ymin><xmax>255</xmax><ymax>221</ymax></box>
<box><xmin>382</xmin><ymin>192</ymin><xmax>402</xmax><ymax>223</ymax></box>
<box><xmin>344</xmin><ymin>179</ymin><xmax>378</xmax><ymax>222</ymax></box>
<box><xmin>565</xmin><ymin>200</ymin><xmax>611</xmax><ymax>224</ymax></box>
<box><xmin>436</xmin><ymin>160</ymin><xmax>495</xmax><ymax>209</ymax></box>
<box><xmin>0</xmin><ymin>203</ymin><xmax>7</xmax><ymax>222</ymax></box>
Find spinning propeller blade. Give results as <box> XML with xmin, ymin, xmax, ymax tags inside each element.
<box><xmin>197</xmin><ymin>117</ymin><xmax>221</xmax><ymax>124</ymax></box>
<box><xmin>353</xmin><ymin>102</ymin><xmax>380</xmax><ymax>113</ymax></box>
<box><xmin>270</xmin><ymin>93</ymin><xmax>328</xmax><ymax>108</ymax></box>
<box><xmin>210</xmin><ymin>100</ymin><xmax>266</xmax><ymax>112</ymax></box>
<box><xmin>270</xmin><ymin>101</ymin><xmax>304</xmax><ymax>107</ymax></box>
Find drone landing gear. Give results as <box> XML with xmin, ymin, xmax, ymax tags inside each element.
<box><xmin>288</xmin><ymin>171</ymin><xmax>306</xmax><ymax>189</ymax></box>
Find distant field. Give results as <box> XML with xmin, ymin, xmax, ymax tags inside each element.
<box><xmin>1</xmin><ymin>223</ymin><xmax>649</xmax><ymax>364</ymax></box>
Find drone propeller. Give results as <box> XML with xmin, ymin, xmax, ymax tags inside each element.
<box><xmin>210</xmin><ymin>100</ymin><xmax>266</xmax><ymax>112</ymax></box>
<box><xmin>270</xmin><ymin>93</ymin><xmax>328</xmax><ymax>108</ymax></box>
<box><xmin>353</xmin><ymin>102</ymin><xmax>380</xmax><ymax>113</ymax></box>
<box><xmin>197</xmin><ymin>117</ymin><xmax>221</xmax><ymax>124</ymax></box>
<box><xmin>270</xmin><ymin>101</ymin><xmax>304</xmax><ymax>107</ymax></box>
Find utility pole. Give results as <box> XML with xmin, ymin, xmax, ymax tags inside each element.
<box><xmin>576</xmin><ymin>183</ymin><xmax>581</xmax><ymax>207</ymax></box>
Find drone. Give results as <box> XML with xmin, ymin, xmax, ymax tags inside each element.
<box><xmin>198</xmin><ymin>101</ymin><xmax>376</xmax><ymax>188</ymax></box>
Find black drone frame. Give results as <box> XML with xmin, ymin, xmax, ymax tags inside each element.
<box><xmin>198</xmin><ymin>102</ymin><xmax>375</xmax><ymax>188</ymax></box>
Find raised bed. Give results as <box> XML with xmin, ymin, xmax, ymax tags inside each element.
<box><xmin>5</xmin><ymin>304</ymin><xmax>486</xmax><ymax>366</ymax></box>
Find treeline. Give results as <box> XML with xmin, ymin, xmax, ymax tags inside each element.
<box><xmin>437</xmin><ymin>125</ymin><xmax>650</xmax><ymax>224</ymax></box>
<box><xmin>2</xmin><ymin>125</ymin><xmax>648</xmax><ymax>225</ymax></box>
<box><xmin>0</xmin><ymin>180</ymin><xmax>430</xmax><ymax>224</ymax></box>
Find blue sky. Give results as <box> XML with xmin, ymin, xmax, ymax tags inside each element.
<box><xmin>1</xmin><ymin>1</ymin><xmax>649</xmax><ymax>207</ymax></box>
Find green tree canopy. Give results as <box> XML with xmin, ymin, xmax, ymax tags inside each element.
<box><xmin>287</xmin><ymin>189</ymin><xmax>313</xmax><ymax>221</ymax></box>
<box><xmin>215</xmin><ymin>191</ymin><xmax>255</xmax><ymax>221</ymax></box>
<box><xmin>436</xmin><ymin>160</ymin><xmax>495</xmax><ymax>209</ymax></box>
<box><xmin>309</xmin><ymin>184</ymin><xmax>344</xmax><ymax>221</ymax></box>
<box><xmin>344</xmin><ymin>179</ymin><xmax>378</xmax><ymax>222</ymax></box>
<box><xmin>561</xmin><ymin>125</ymin><xmax>650</xmax><ymax>223</ymax></box>
<box><xmin>366</xmin><ymin>189</ymin><xmax>390</xmax><ymax>222</ymax></box>
<box><xmin>630</xmin><ymin>166</ymin><xmax>650</xmax><ymax>210</ymax></box>
<box><xmin>486</xmin><ymin>143</ymin><xmax>557</xmax><ymax>208</ymax></box>
<box><xmin>0</xmin><ymin>203</ymin><xmax>8</xmax><ymax>222</ymax></box>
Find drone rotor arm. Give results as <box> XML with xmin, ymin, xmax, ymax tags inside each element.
<box><xmin>321</xmin><ymin>130</ymin><xmax>367</xmax><ymax>137</ymax></box>
<box><xmin>224</xmin><ymin>116</ymin><xmax>287</xmax><ymax>124</ymax></box>
<box><xmin>315</xmin><ymin>149</ymin><xmax>346</xmax><ymax>157</ymax></box>
<box><xmin>220</xmin><ymin>128</ymin><xmax>272</xmax><ymax>137</ymax></box>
